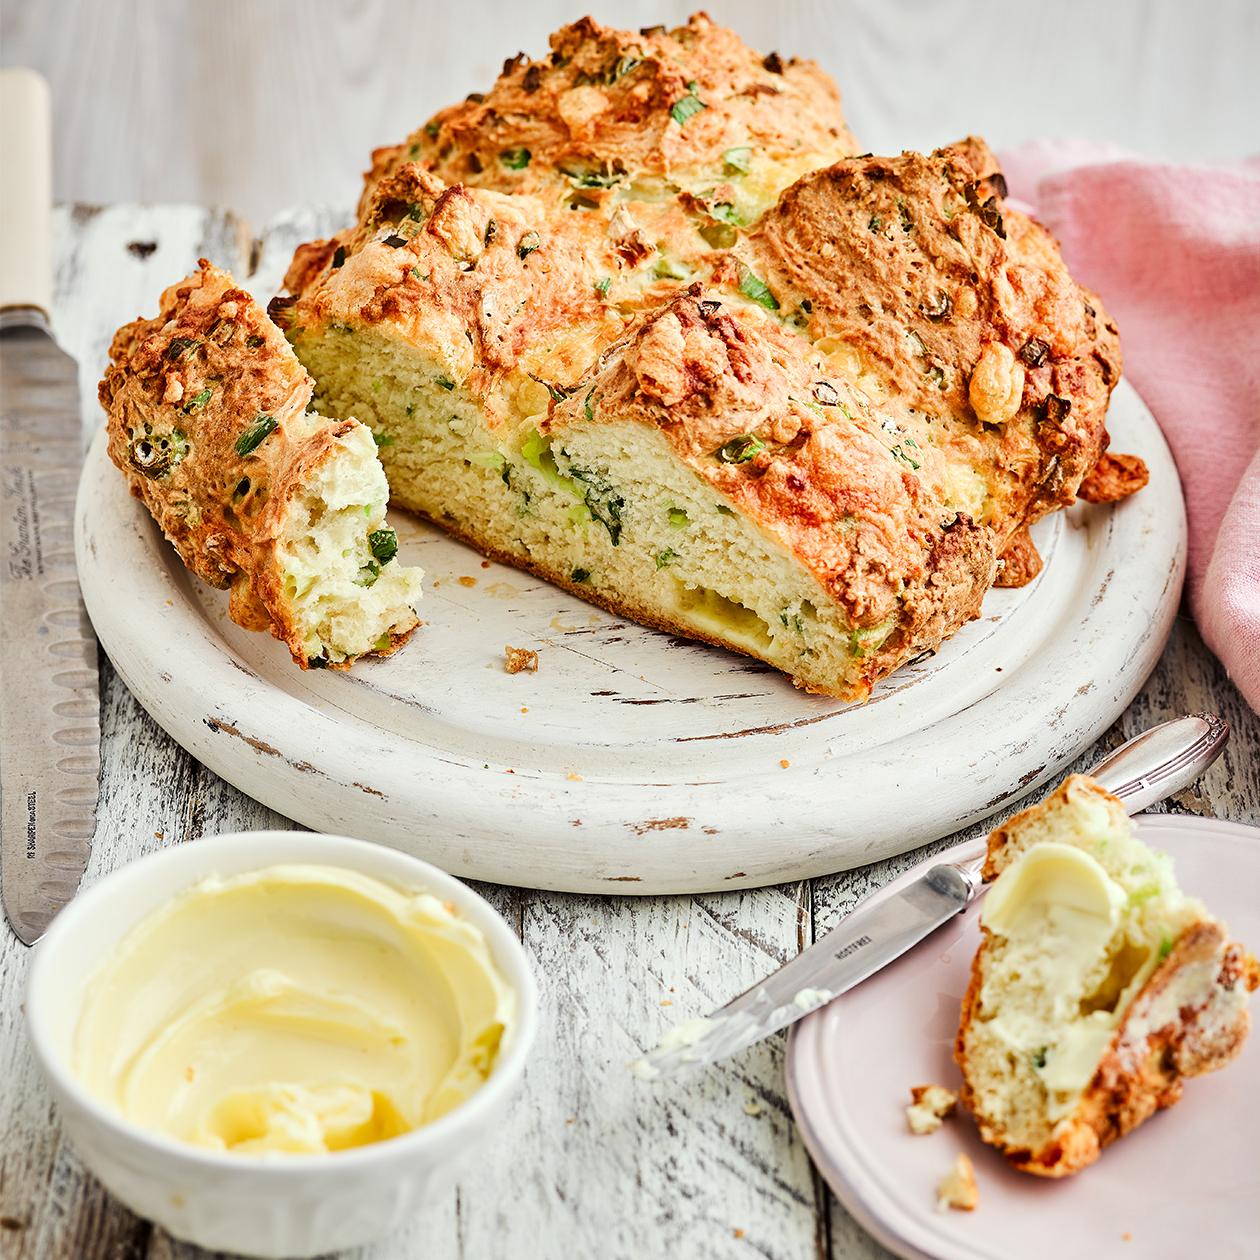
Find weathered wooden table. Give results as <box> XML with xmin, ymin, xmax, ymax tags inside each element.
<box><xmin>1</xmin><ymin>206</ymin><xmax>1257</xmax><ymax>1260</ymax></box>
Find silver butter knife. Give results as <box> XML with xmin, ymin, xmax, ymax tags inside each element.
<box><xmin>633</xmin><ymin>714</ymin><xmax>1229</xmax><ymax>1079</ymax></box>
<box><xmin>0</xmin><ymin>69</ymin><xmax>100</xmax><ymax>945</ymax></box>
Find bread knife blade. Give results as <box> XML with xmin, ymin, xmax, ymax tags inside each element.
<box><xmin>632</xmin><ymin>714</ymin><xmax>1229</xmax><ymax>1080</ymax></box>
<box><xmin>0</xmin><ymin>69</ymin><xmax>100</xmax><ymax>945</ymax></box>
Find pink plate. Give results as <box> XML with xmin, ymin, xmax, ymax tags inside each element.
<box><xmin>787</xmin><ymin>814</ymin><xmax>1260</xmax><ymax>1260</ymax></box>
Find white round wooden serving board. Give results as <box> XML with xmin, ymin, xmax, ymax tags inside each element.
<box><xmin>75</xmin><ymin>381</ymin><xmax>1184</xmax><ymax>894</ymax></box>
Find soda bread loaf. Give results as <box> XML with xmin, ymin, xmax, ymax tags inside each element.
<box><xmin>100</xmin><ymin>263</ymin><xmax>423</xmax><ymax>668</ymax></box>
<box><xmin>272</xmin><ymin>14</ymin><xmax>1142</xmax><ymax>697</ymax></box>
<box><xmin>955</xmin><ymin>775</ymin><xmax>1258</xmax><ymax>1177</ymax></box>
<box><xmin>101</xmin><ymin>15</ymin><xmax>1146</xmax><ymax>692</ymax></box>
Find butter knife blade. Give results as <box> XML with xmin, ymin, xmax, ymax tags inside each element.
<box><xmin>631</xmin><ymin>865</ymin><xmax>969</xmax><ymax>1080</ymax></box>
<box><xmin>633</xmin><ymin>715</ymin><xmax>1228</xmax><ymax>1079</ymax></box>
<box><xmin>0</xmin><ymin>68</ymin><xmax>99</xmax><ymax>945</ymax></box>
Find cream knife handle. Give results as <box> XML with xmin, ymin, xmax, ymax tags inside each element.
<box><xmin>0</xmin><ymin>68</ymin><xmax>53</xmax><ymax>317</ymax></box>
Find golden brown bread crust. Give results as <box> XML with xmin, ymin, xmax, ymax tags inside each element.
<box><xmin>1077</xmin><ymin>450</ymin><xmax>1151</xmax><ymax>503</ymax></box>
<box><xmin>270</xmin><ymin>14</ymin><xmax>1143</xmax><ymax>691</ymax></box>
<box><xmin>99</xmin><ymin>261</ymin><xmax>414</xmax><ymax>669</ymax></box>
<box><xmin>955</xmin><ymin>776</ymin><xmax>1258</xmax><ymax>1177</ymax></box>
<box><xmin>751</xmin><ymin>139</ymin><xmax>1133</xmax><ymax>560</ymax></box>
<box><xmin>994</xmin><ymin>526</ymin><xmax>1043</xmax><ymax>588</ymax></box>
<box><xmin>371</xmin><ymin>14</ymin><xmax>856</xmax><ymax>204</ymax></box>
<box><xmin>979</xmin><ymin>773</ymin><xmax>1105</xmax><ymax>881</ymax></box>
<box><xmin>547</xmin><ymin>288</ymin><xmax>996</xmax><ymax>689</ymax></box>
<box><xmin>282</xmin><ymin>165</ymin><xmax>612</xmax><ymax>399</ymax></box>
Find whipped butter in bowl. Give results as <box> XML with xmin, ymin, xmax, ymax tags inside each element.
<box><xmin>25</xmin><ymin>833</ymin><xmax>537</xmax><ymax>1258</ymax></box>
<box><xmin>75</xmin><ymin>864</ymin><xmax>515</xmax><ymax>1155</ymax></box>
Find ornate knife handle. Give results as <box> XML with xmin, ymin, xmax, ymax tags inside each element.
<box><xmin>1089</xmin><ymin>714</ymin><xmax>1229</xmax><ymax>810</ymax></box>
<box><xmin>943</xmin><ymin>714</ymin><xmax>1230</xmax><ymax>900</ymax></box>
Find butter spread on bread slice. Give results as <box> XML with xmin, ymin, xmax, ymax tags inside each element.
<box><xmin>955</xmin><ymin>775</ymin><xmax>1258</xmax><ymax>1176</ymax></box>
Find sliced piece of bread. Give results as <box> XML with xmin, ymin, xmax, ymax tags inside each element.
<box><xmin>955</xmin><ymin>775</ymin><xmax>1258</xmax><ymax>1176</ymax></box>
<box><xmin>99</xmin><ymin>262</ymin><xmax>423</xmax><ymax>668</ymax></box>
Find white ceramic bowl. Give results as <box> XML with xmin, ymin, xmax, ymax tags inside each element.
<box><xmin>25</xmin><ymin>831</ymin><xmax>538</xmax><ymax>1258</ymax></box>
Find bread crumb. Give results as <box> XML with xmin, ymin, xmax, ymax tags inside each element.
<box><xmin>1121</xmin><ymin>1233</ymin><xmax>1133</xmax><ymax>1243</ymax></box>
<box><xmin>732</xmin><ymin>1228</ymin><xmax>745</xmax><ymax>1239</ymax></box>
<box><xmin>504</xmin><ymin>645</ymin><xmax>538</xmax><ymax>674</ymax></box>
<box><xmin>906</xmin><ymin>1083</ymin><xmax>958</xmax><ymax>1135</ymax></box>
<box><xmin>154</xmin><ymin>831</ymin><xmax>164</xmax><ymax>840</ymax></box>
<box><xmin>520</xmin><ymin>706</ymin><xmax>529</xmax><ymax>713</ymax></box>
<box><xmin>567</xmin><ymin>771</ymin><xmax>584</xmax><ymax>782</ymax></box>
<box><xmin>936</xmin><ymin>1153</ymin><xmax>978</xmax><ymax>1212</ymax></box>
<box><xmin>779</xmin><ymin>758</ymin><xmax>790</xmax><ymax>769</ymax></box>
<box><xmin>458</xmin><ymin>575</ymin><xmax>477</xmax><ymax>587</ymax></box>
<box><xmin>906</xmin><ymin>1106</ymin><xmax>942</xmax><ymax>1135</ymax></box>
<box><xmin>480</xmin><ymin>559</ymin><xmax>491</xmax><ymax>568</ymax></box>
<box><xmin>661</xmin><ymin>998</ymin><xmax>672</xmax><ymax>1006</ymax></box>
<box><xmin>743</xmin><ymin>1100</ymin><xmax>763</xmax><ymax>1117</ymax></box>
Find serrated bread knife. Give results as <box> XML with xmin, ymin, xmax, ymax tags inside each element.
<box><xmin>633</xmin><ymin>714</ymin><xmax>1230</xmax><ymax>1079</ymax></box>
<box><xmin>0</xmin><ymin>69</ymin><xmax>100</xmax><ymax>945</ymax></box>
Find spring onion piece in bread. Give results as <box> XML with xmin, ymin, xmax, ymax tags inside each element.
<box><xmin>99</xmin><ymin>262</ymin><xmax>423</xmax><ymax>669</ymax></box>
<box><xmin>955</xmin><ymin>775</ymin><xmax>1258</xmax><ymax>1177</ymax></box>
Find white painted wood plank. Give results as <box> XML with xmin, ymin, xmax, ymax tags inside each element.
<box><xmin>51</xmin><ymin>204</ymin><xmax>249</xmax><ymax>439</ymax></box>
<box><xmin>446</xmin><ymin>886</ymin><xmax>820</xmax><ymax>1257</ymax></box>
<box><xmin>3</xmin><ymin>1</ymin><xmax>1257</xmax><ymax>222</ymax></box>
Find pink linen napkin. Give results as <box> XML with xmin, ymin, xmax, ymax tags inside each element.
<box><xmin>999</xmin><ymin>142</ymin><xmax>1260</xmax><ymax>712</ymax></box>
